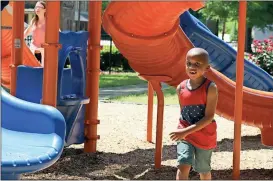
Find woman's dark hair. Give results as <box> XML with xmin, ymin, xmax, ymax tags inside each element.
<box><xmin>31</xmin><ymin>1</ymin><xmax>46</xmax><ymax>26</ymax></box>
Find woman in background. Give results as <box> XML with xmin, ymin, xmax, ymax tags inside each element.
<box><xmin>24</xmin><ymin>1</ymin><xmax>46</xmax><ymax>64</ymax></box>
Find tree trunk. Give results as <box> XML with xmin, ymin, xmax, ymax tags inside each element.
<box><xmin>245</xmin><ymin>26</ymin><xmax>253</xmax><ymax>53</ymax></box>
<box><xmin>216</xmin><ymin>20</ymin><xmax>219</xmax><ymax>37</ymax></box>
<box><xmin>222</xmin><ymin>20</ymin><xmax>226</xmax><ymax>40</ymax></box>
<box><xmin>206</xmin><ymin>19</ymin><xmax>219</xmax><ymax>36</ymax></box>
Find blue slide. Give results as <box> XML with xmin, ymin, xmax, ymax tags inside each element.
<box><xmin>1</xmin><ymin>4</ymin><xmax>86</xmax><ymax>180</ymax></box>
<box><xmin>180</xmin><ymin>11</ymin><xmax>273</xmax><ymax>92</ymax></box>
<box><xmin>1</xmin><ymin>88</ymin><xmax>66</xmax><ymax>180</ymax></box>
<box><xmin>1</xmin><ymin>31</ymin><xmax>89</xmax><ymax>180</ymax></box>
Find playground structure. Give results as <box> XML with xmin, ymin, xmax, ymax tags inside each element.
<box><xmin>1</xmin><ymin>1</ymin><xmax>273</xmax><ymax>180</ymax></box>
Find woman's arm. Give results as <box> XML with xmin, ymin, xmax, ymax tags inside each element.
<box><xmin>24</xmin><ymin>24</ymin><xmax>33</xmax><ymax>38</ymax></box>
<box><xmin>24</xmin><ymin>18</ymin><xmax>35</xmax><ymax>38</ymax></box>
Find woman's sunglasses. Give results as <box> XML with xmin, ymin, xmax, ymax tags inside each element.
<box><xmin>34</xmin><ymin>6</ymin><xmax>45</xmax><ymax>10</ymax></box>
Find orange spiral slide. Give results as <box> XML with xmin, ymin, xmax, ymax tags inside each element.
<box><xmin>102</xmin><ymin>2</ymin><xmax>273</xmax><ymax>145</ymax></box>
<box><xmin>1</xmin><ymin>2</ymin><xmax>41</xmax><ymax>89</ymax></box>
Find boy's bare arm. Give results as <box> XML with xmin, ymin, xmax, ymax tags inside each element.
<box><xmin>183</xmin><ymin>83</ymin><xmax>218</xmax><ymax>135</ymax></box>
<box><xmin>176</xmin><ymin>84</ymin><xmax>182</xmax><ymax>110</ymax></box>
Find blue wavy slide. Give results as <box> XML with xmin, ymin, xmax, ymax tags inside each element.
<box><xmin>1</xmin><ymin>88</ymin><xmax>66</xmax><ymax>180</ymax></box>
<box><xmin>180</xmin><ymin>11</ymin><xmax>273</xmax><ymax>92</ymax></box>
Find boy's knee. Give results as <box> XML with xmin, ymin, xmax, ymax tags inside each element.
<box><xmin>199</xmin><ymin>171</ymin><xmax>211</xmax><ymax>176</ymax></box>
<box><xmin>177</xmin><ymin>164</ymin><xmax>191</xmax><ymax>170</ymax></box>
<box><xmin>199</xmin><ymin>171</ymin><xmax>212</xmax><ymax>180</ymax></box>
<box><xmin>177</xmin><ymin>165</ymin><xmax>192</xmax><ymax>180</ymax></box>
<box><xmin>177</xmin><ymin>164</ymin><xmax>192</xmax><ymax>174</ymax></box>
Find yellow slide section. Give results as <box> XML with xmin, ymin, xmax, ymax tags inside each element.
<box><xmin>1</xmin><ymin>2</ymin><xmax>41</xmax><ymax>89</ymax></box>
<box><xmin>102</xmin><ymin>2</ymin><xmax>273</xmax><ymax>145</ymax></box>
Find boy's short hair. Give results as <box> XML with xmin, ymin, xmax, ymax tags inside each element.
<box><xmin>186</xmin><ymin>48</ymin><xmax>209</xmax><ymax>64</ymax></box>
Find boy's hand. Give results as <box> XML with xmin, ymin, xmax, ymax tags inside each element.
<box><xmin>169</xmin><ymin>129</ymin><xmax>188</xmax><ymax>141</ymax></box>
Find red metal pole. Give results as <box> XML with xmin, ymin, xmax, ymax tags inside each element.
<box><xmin>151</xmin><ymin>81</ymin><xmax>164</xmax><ymax>169</ymax></box>
<box><xmin>10</xmin><ymin>1</ymin><xmax>25</xmax><ymax>96</ymax></box>
<box><xmin>84</xmin><ymin>1</ymin><xmax>102</xmax><ymax>153</ymax></box>
<box><xmin>233</xmin><ymin>1</ymin><xmax>247</xmax><ymax>180</ymax></box>
<box><xmin>41</xmin><ymin>1</ymin><xmax>61</xmax><ymax>107</ymax></box>
<box><xmin>147</xmin><ymin>82</ymin><xmax>154</xmax><ymax>142</ymax></box>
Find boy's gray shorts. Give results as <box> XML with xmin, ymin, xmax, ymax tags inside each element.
<box><xmin>177</xmin><ymin>140</ymin><xmax>214</xmax><ymax>173</ymax></box>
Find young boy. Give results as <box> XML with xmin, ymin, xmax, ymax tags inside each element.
<box><xmin>169</xmin><ymin>47</ymin><xmax>218</xmax><ymax>180</ymax></box>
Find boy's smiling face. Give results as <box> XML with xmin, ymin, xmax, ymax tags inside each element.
<box><xmin>185</xmin><ymin>48</ymin><xmax>210</xmax><ymax>80</ymax></box>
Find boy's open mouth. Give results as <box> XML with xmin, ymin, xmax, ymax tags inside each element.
<box><xmin>189</xmin><ymin>71</ymin><xmax>197</xmax><ymax>74</ymax></box>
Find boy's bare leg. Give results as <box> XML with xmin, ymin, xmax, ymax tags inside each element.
<box><xmin>199</xmin><ymin>172</ymin><xmax>211</xmax><ymax>180</ymax></box>
<box><xmin>176</xmin><ymin>164</ymin><xmax>192</xmax><ymax>180</ymax></box>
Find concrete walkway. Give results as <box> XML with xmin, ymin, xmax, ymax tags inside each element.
<box><xmin>99</xmin><ymin>83</ymin><xmax>169</xmax><ymax>100</ymax></box>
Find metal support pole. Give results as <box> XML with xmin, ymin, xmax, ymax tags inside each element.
<box><xmin>151</xmin><ymin>81</ymin><xmax>164</xmax><ymax>169</ymax></box>
<box><xmin>10</xmin><ymin>1</ymin><xmax>25</xmax><ymax>96</ymax></box>
<box><xmin>41</xmin><ymin>1</ymin><xmax>61</xmax><ymax>107</ymax></box>
<box><xmin>84</xmin><ymin>1</ymin><xmax>102</xmax><ymax>153</ymax></box>
<box><xmin>147</xmin><ymin>82</ymin><xmax>154</xmax><ymax>142</ymax></box>
<box><xmin>232</xmin><ymin>1</ymin><xmax>247</xmax><ymax>180</ymax></box>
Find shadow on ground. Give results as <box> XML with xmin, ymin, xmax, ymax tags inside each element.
<box><xmin>216</xmin><ymin>134</ymin><xmax>273</xmax><ymax>152</ymax></box>
<box><xmin>22</xmin><ymin>134</ymin><xmax>273</xmax><ymax>180</ymax></box>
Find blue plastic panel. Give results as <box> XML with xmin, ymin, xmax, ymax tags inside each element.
<box><xmin>180</xmin><ymin>11</ymin><xmax>273</xmax><ymax>92</ymax></box>
<box><xmin>15</xmin><ymin>31</ymin><xmax>90</xmax><ymax>147</ymax></box>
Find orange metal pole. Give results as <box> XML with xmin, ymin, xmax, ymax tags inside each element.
<box><xmin>232</xmin><ymin>1</ymin><xmax>247</xmax><ymax>180</ymax></box>
<box><xmin>147</xmin><ymin>82</ymin><xmax>154</xmax><ymax>142</ymax></box>
<box><xmin>151</xmin><ymin>81</ymin><xmax>164</xmax><ymax>169</ymax></box>
<box><xmin>41</xmin><ymin>1</ymin><xmax>61</xmax><ymax>107</ymax></box>
<box><xmin>10</xmin><ymin>1</ymin><xmax>25</xmax><ymax>96</ymax></box>
<box><xmin>84</xmin><ymin>1</ymin><xmax>102</xmax><ymax>153</ymax></box>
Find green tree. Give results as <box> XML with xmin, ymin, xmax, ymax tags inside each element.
<box><xmin>244</xmin><ymin>2</ymin><xmax>273</xmax><ymax>52</ymax></box>
<box><xmin>199</xmin><ymin>1</ymin><xmax>237</xmax><ymax>40</ymax></box>
<box><xmin>102</xmin><ymin>1</ymin><xmax>110</xmax><ymax>11</ymax></box>
<box><xmin>199</xmin><ymin>1</ymin><xmax>273</xmax><ymax>52</ymax></box>
<box><xmin>25</xmin><ymin>1</ymin><xmax>36</xmax><ymax>9</ymax></box>
<box><xmin>245</xmin><ymin>2</ymin><xmax>273</xmax><ymax>30</ymax></box>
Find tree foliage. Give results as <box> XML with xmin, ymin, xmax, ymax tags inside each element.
<box><xmin>246</xmin><ymin>2</ymin><xmax>273</xmax><ymax>30</ymax></box>
<box><xmin>198</xmin><ymin>1</ymin><xmax>273</xmax><ymax>52</ymax></box>
<box><xmin>199</xmin><ymin>1</ymin><xmax>273</xmax><ymax>30</ymax></box>
<box><xmin>102</xmin><ymin>1</ymin><xmax>110</xmax><ymax>12</ymax></box>
<box><xmin>199</xmin><ymin>1</ymin><xmax>237</xmax><ymax>40</ymax></box>
<box><xmin>199</xmin><ymin>1</ymin><xmax>237</xmax><ymax>22</ymax></box>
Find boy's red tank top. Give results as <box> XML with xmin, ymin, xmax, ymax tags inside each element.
<box><xmin>178</xmin><ymin>78</ymin><xmax>217</xmax><ymax>150</ymax></box>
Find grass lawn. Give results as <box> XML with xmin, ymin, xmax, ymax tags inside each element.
<box><xmin>101</xmin><ymin>45</ymin><xmax>119</xmax><ymax>53</ymax></box>
<box><xmin>109</xmin><ymin>86</ymin><xmax>179</xmax><ymax>105</ymax></box>
<box><xmin>99</xmin><ymin>72</ymin><xmax>146</xmax><ymax>88</ymax></box>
